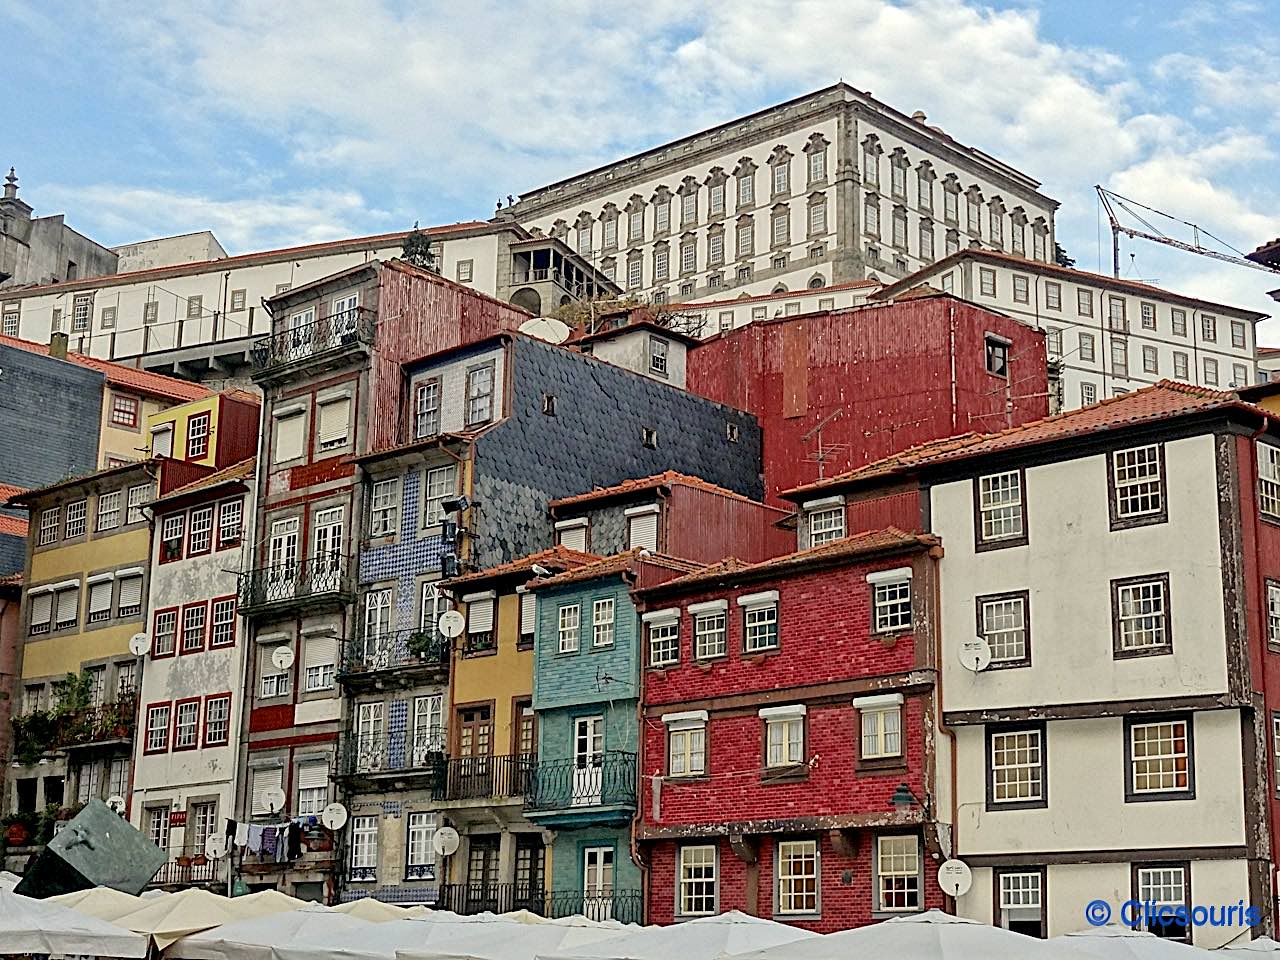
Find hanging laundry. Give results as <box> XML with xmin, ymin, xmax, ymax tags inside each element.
<box><xmin>234</xmin><ymin>821</ymin><xmax>250</xmax><ymax>847</ymax></box>
<box><xmin>247</xmin><ymin>824</ymin><xmax>264</xmax><ymax>853</ymax></box>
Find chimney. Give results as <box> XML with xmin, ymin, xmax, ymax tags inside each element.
<box><xmin>49</xmin><ymin>331</ymin><xmax>68</xmax><ymax>360</ymax></box>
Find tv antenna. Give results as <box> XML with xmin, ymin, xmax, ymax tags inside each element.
<box><xmin>802</xmin><ymin>409</ymin><xmax>849</xmax><ymax>479</ymax></box>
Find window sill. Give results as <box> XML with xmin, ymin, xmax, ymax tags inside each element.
<box><xmin>975</xmin><ymin>534</ymin><xmax>1028</xmax><ymax>553</ymax></box>
<box><xmin>1124</xmin><ymin>789</ymin><xmax>1196</xmax><ymax>803</ymax></box>
<box><xmin>856</xmin><ymin>757</ymin><xmax>907</xmax><ymax>775</ymax></box>
<box><xmin>664</xmin><ymin>775</ymin><xmax>710</xmax><ymax>785</ymax></box>
<box><xmin>1113</xmin><ymin>646</ymin><xmax>1173</xmax><ymax>661</ymax></box>
<box><xmin>462</xmin><ymin>648</ymin><xmax>497</xmax><ymax>659</ymax></box>
<box><xmin>760</xmin><ymin>764</ymin><xmax>809</xmax><ymax>785</ymax></box>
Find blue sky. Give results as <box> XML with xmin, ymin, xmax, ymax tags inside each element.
<box><xmin>7</xmin><ymin>0</ymin><xmax>1280</xmax><ymax>337</ymax></box>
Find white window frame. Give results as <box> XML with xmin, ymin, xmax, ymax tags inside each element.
<box><xmin>592</xmin><ymin>597</ymin><xmax>615</xmax><ymax>648</ymax></box>
<box><xmin>855</xmin><ymin>693</ymin><xmax>904</xmax><ymax>760</ymax></box>
<box><xmin>558</xmin><ymin>604</ymin><xmax>581</xmax><ymax>653</ymax></box>
<box><xmin>806</xmin><ymin>501</ymin><xmax>845</xmax><ymax>547</ymax></box>
<box><xmin>678</xmin><ymin>844</ymin><xmax>718</xmax><ymax>916</ymax></box>
<box><xmin>776</xmin><ymin>839</ymin><xmax>818</xmax><ymax>915</ymax></box>
<box><xmin>370</xmin><ymin>478</ymin><xmax>399</xmax><ymax>537</ymax></box>
<box><xmin>977</xmin><ymin>471</ymin><xmax>1024</xmax><ymax>543</ymax></box>
<box><xmin>990</xmin><ymin>727</ymin><xmax>1044</xmax><ymax>804</ymax></box>
<box><xmin>647</xmin><ymin>614</ymin><xmax>680</xmax><ymax>666</ymax></box>
<box><xmin>1129</xmin><ymin>719</ymin><xmax>1191</xmax><ymax>795</ymax></box>
<box><xmin>665</xmin><ymin>712</ymin><xmax>707</xmax><ymax>779</ymax></box>
<box><xmin>1112</xmin><ymin>445</ymin><xmax>1163</xmax><ymax>520</ymax></box>
<box><xmin>868</xmin><ymin>569</ymin><xmax>912</xmax><ymax>634</ymax></box>
<box><xmin>876</xmin><ymin>835</ymin><xmax>922</xmax><ymax>913</ymax></box>
<box><xmin>690</xmin><ymin>600</ymin><xmax>728</xmax><ymax>659</ymax></box>
<box><xmin>1115</xmin><ymin>577</ymin><xmax>1169</xmax><ymax>653</ymax></box>
<box><xmin>422</xmin><ymin>464</ymin><xmax>456</xmax><ymax>528</ymax></box>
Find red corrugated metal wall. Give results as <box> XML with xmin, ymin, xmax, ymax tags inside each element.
<box><xmin>665</xmin><ymin>485</ymin><xmax>794</xmax><ymax>563</ymax></box>
<box><xmin>685</xmin><ymin>298</ymin><xmax>1048</xmax><ymax>505</ymax></box>
<box><xmin>214</xmin><ymin>395</ymin><xmax>261</xmax><ymax>468</ymax></box>
<box><xmin>369</xmin><ymin>263</ymin><xmax>530</xmax><ymax>452</ymax></box>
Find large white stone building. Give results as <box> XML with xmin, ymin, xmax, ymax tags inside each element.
<box><xmin>506</xmin><ymin>83</ymin><xmax>1059</xmax><ymax>305</ymax></box>
<box><xmin>871</xmin><ymin>249</ymin><xmax>1268</xmax><ymax>410</ymax></box>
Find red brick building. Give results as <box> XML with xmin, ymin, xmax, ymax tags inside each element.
<box><xmin>633</xmin><ymin>529</ymin><xmax>947</xmax><ymax>931</ymax></box>
<box><xmin>683</xmin><ymin>294</ymin><xmax>1049</xmax><ymax>506</ymax></box>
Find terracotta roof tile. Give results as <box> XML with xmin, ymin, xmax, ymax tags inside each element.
<box><xmin>786</xmin><ymin>380</ymin><xmax>1255</xmax><ymax>498</ymax></box>
<box><xmin>530</xmin><ymin>549</ymin><xmax>703</xmax><ymax>589</ymax></box>
<box><xmin>0</xmin><ymin>515</ymin><xmax>29</xmax><ymax>537</ymax></box>
<box><xmin>0</xmin><ymin>484</ymin><xmax>27</xmax><ymax>503</ymax></box>
<box><xmin>441</xmin><ymin>546</ymin><xmax>601</xmax><ymax>590</ymax></box>
<box><xmin>158</xmin><ymin>457</ymin><xmax>255</xmax><ymax>503</ymax></box>
<box><xmin>0</xmin><ymin>335</ymin><xmax>211</xmax><ymax>403</ymax></box>
<box><xmin>221</xmin><ymin>389</ymin><xmax>261</xmax><ymax>405</ymax></box>
<box><xmin>8</xmin><ymin>459</ymin><xmax>158</xmax><ymax>505</ymax></box>
<box><xmin>0</xmin><ymin>572</ymin><xmax>23</xmax><ymax>589</ymax></box>
<box><xmin>643</xmin><ymin>527</ymin><xmax>938</xmax><ymax>593</ymax></box>
<box><xmin>549</xmin><ymin>471</ymin><xmax>767</xmax><ymax>511</ymax></box>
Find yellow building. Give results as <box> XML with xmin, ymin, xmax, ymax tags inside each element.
<box><xmin>436</xmin><ymin>546</ymin><xmax>595</xmax><ymax>910</ymax></box>
<box><xmin>144</xmin><ymin>389</ymin><xmax>260</xmax><ymax>467</ymax></box>
<box><xmin>5</xmin><ymin>460</ymin><xmax>156</xmax><ymax>824</ymax></box>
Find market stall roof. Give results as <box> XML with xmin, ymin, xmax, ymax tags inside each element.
<box><xmin>273</xmin><ymin>912</ymin><xmax>514</xmax><ymax>960</ymax></box>
<box><xmin>49</xmin><ymin>884</ymin><xmax>147</xmax><ymax>920</ymax></box>
<box><xmin>0</xmin><ymin>870</ymin><xmax>19</xmax><ymax>892</ymax></box>
<box><xmin>542</xmin><ymin>910</ymin><xmax>816</xmax><ymax>960</ymax></box>
<box><xmin>0</xmin><ymin>889</ymin><xmax>149</xmax><ymax>957</ymax></box>
<box><xmin>330</xmin><ymin>898</ymin><xmax>433</xmax><ymax>922</ymax></box>
<box><xmin>114</xmin><ymin>886</ymin><xmax>303</xmax><ymax>949</ymax></box>
<box><xmin>730</xmin><ymin>910</ymin><xmax>1084</xmax><ymax>960</ymax></box>
<box><xmin>168</xmin><ymin>903</ymin><xmax>371</xmax><ymax>960</ymax></box>
<box><xmin>1054</xmin><ymin>924</ymin><xmax>1217</xmax><ymax>957</ymax></box>
<box><xmin>397</xmin><ymin>914</ymin><xmax>631</xmax><ymax>960</ymax></box>
<box><xmin>1224</xmin><ymin>937</ymin><xmax>1280</xmax><ymax>954</ymax></box>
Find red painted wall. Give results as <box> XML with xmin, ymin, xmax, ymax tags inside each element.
<box><xmin>214</xmin><ymin>394</ymin><xmax>262</xmax><ymax>468</ymax></box>
<box><xmin>665</xmin><ymin>485</ymin><xmax>793</xmax><ymax>563</ymax></box>
<box><xmin>638</xmin><ymin>553</ymin><xmax>938</xmax><ymax>930</ymax></box>
<box><xmin>684</xmin><ymin>298</ymin><xmax>1048</xmax><ymax>506</ymax></box>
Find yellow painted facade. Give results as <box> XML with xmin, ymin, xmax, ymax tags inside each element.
<box><xmin>1250</xmin><ymin>393</ymin><xmax>1280</xmax><ymax>417</ymax></box>
<box><xmin>100</xmin><ymin>391</ymin><xmax>173</xmax><ymax>468</ymax></box>
<box><xmin>451</xmin><ymin>591</ymin><xmax>533</xmax><ymax>755</ymax></box>
<box><xmin>143</xmin><ymin>393</ymin><xmax>221</xmax><ymax>464</ymax></box>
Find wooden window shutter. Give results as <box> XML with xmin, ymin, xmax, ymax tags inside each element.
<box><xmin>519</xmin><ymin>592</ymin><xmax>536</xmax><ymax>636</ymax></box>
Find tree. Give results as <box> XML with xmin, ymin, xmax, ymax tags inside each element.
<box><xmin>401</xmin><ymin>222</ymin><xmax>438</xmax><ymax>273</ymax></box>
<box><xmin>1054</xmin><ymin>242</ymin><xmax>1075</xmax><ymax>269</ymax></box>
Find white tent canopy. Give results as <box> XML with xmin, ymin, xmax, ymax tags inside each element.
<box><xmin>330</xmin><ymin>898</ymin><xmax>432</xmax><ymax>922</ymax></box>
<box><xmin>274</xmin><ymin>913</ymin><xmax>532</xmax><ymax>960</ymax></box>
<box><xmin>1224</xmin><ymin>937</ymin><xmax>1280</xmax><ymax>954</ymax></box>
<box><xmin>115</xmin><ymin>887</ymin><xmax>305</xmax><ymax>949</ymax></box>
<box><xmin>168</xmin><ymin>903</ymin><xmax>372</xmax><ymax>960</ymax></box>
<box><xmin>0</xmin><ymin>870</ymin><xmax>20</xmax><ymax>893</ymax></box>
<box><xmin>542</xmin><ymin>909</ymin><xmax>818</xmax><ymax>960</ymax></box>
<box><xmin>49</xmin><ymin>885</ymin><xmax>147</xmax><ymax>921</ymax></box>
<box><xmin>398</xmin><ymin>915</ymin><xmax>631</xmax><ymax>960</ymax></box>
<box><xmin>0</xmin><ymin>889</ymin><xmax>149</xmax><ymax>958</ymax></box>
<box><xmin>1055</xmin><ymin>925</ymin><xmax>1217</xmax><ymax>957</ymax></box>
<box><xmin>730</xmin><ymin>910</ymin><xmax>1086</xmax><ymax>960</ymax></box>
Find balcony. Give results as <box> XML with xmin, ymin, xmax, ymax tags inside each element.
<box><xmin>338</xmin><ymin>630</ymin><xmax>450</xmax><ymax>687</ymax></box>
<box><xmin>524</xmin><ymin>752</ymin><xmax>636</xmax><ymax>822</ymax></box>
<box><xmin>150</xmin><ymin>854</ymin><xmax>223</xmax><ymax>888</ymax></box>
<box><xmin>340</xmin><ymin>726</ymin><xmax>447</xmax><ymax>783</ymax></box>
<box><xmin>432</xmin><ymin>754</ymin><xmax>533</xmax><ymax>803</ymax></box>
<box><xmin>546</xmin><ymin>889</ymin><xmax>643</xmax><ymax>924</ymax></box>
<box><xmin>14</xmin><ymin>695</ymin><xmax>137</xmax><ymax>764</ymax></box>
<box><xmin>251</xmin><ymin>307</ymin><xmax>375</xmax><ymax>375</ymax></box>
<box><xmin>237</xmin><ymin>554</ymin><xmax>354</xmax><ymax>617</ymax></box>
<box><xmin>436</xmin><ymin>881</ymin><xmax>546</xmax><ymax>916</ymax></box>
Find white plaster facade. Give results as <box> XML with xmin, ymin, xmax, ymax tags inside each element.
<box><xmin>129</xmin><ymin>475</ymin><xmax>256</xmax><ymax>872</ymax></box>
<box><xmin>112</xmin><ymin>232</ymin><xmax>229</xmax><ymax>273</ymax></box>
<box><xmin>874</xmin><ymin>250</ymin><xmax>1268</xmax><ymax>409</ymax></box>
<box><xmin>509</xmin><ymin>83</ymin><xmax>1057</xmax><ymax>308</ymax></box>
<box><xmin>927</xmin><ymin>432</ymin><xmax>1255</xmax><ymax>947</ymax></box>
<box><xmin>680</xmin><ymin>279</ymin><xmax>879</xmax><ymax>336</ymax></box>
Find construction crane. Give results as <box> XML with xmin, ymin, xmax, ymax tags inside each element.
<box><xmin>1095</xmin><ymin>185</ymin><xmax>1280</xmax><ymax>279</ymax></box>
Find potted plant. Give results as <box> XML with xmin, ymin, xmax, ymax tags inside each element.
<box><xmin>176</xmin><ymin>854</ymin><xmax>193</xmax><ymax>867</ymax></box>
<box><xmin>406</xmin><ymin>630</ymin><xmax>436</xmax><ymax>660</ymax></box>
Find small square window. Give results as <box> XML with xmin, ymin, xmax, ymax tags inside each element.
<box><xmin>985</xmin><ymin>336</ymin><xmax>1009</xmax><ymax>377</ymax></box>
<box><xmin>1126</xmin><ymin>716</ymin><xmax>1194</xmax><ymax>801</ymax></box>
<box><xmin>456</xmin><ymin>259</ymin><xmax>474</xmax><ymax>283</ymax></box>
<box><xmin>743</xmin><ymin>602</ymin><xmax>778</xmax><ymax>652</ymax></box>
<box><xmin>642</xmin><ymin>426</ymin><xmax>658</xmax><ymax>449</ymax></box>
<box><xmin>1109</xmin><ymin>445</ymin><xmax>1165</xmax><ymax>528</ymax></box>
<box><xmin>987</xmin><ymin>724</ymin><xmax>1045</xmax><ymax>808</ymax></box>
<box><xmin>872</xmin><ymin>579</ymin><xmax>912</xmax><ymax>633</ymax></box>
<box><xmin>649</xmin><ymin>619</ymin><xmax>679</xmax><ymax>666</ymax></box>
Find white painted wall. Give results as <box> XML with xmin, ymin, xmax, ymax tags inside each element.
<box><xmin>587</xmin><ymin>329</ymin><xmax>687</xmax><ymax>388</ymax></box>
<box><xmin>934</xmin><ymin>434</ymin><xmax>1228</xmax><ymax>712</ymax></box>
<box><xmin>112</xmin><ymin>232</ymin><xmax>228</xmax><ymax>273</ymax></box>
<box><xmin>407</xmin><ymin>343</ymin><xmax>506</xmax><ymax>434</ymax></box>
<box><xmin>681</xmin><ymin>283</ymin><xmax>876</xmax><ymax>335</ymax></box>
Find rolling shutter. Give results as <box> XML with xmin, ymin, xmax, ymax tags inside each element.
<box><xmin>30</xmin><ymin>593</ymin><xmax>53</xmax><ymax>629</ymax></box>
<box><xmin>304</xmin><ymin>635</ymin><xmax>337</xmax><ymax>670</ymax></box>
<box><xmin>296</xmin><ymin>761</ymin><xmax>328</xmax><ymax>791</ymax></box>
<box><xmin>117</xmin><ymin>575</ymin><xmax>143</xmax><ymax>612</ymax></box>
<box><xmin>626</xmin><ymin>507</ymin><xmax>660</xmax><ymax>551</ymax></box>
<box><xmin>519</xmin><ymin>591</ymin><xmax>536</xmax><ymax>637</ymax></box>
<box><xmin>55</xmin><ymin>588</ymin><xmax>79</xmax><ymax>626</ymax></box>
<box><xmin>274</xmin><ymin>412</ymin><xmax>305</xmax><ymax>463</ymax></box>
<box><xmin>467</xmin><ymin>597</ymin><xmax>494</xmax><ymax>634</ymax></box>
<box><xmin>151</xmin><ymin>426</ymin><xmax>173</xmax><ymax>458</ymax></box>
<box><xmin>317</xmin><ymin>398</ymin><xmax>350</xmax><ymax>448</ymax></box>
<box><xmin>251</xmin><ymin>766</ymin><xmax>284</xmax><ymax>815</ymax></box>
<box><xmin>556</xmin><ymin>520</ymin><xmax>588</xmax><ymax>552</ymax></box>
<box><xmin>88</xmin><ymin>581</ymin><xmax>112</xmax><ymax>617</ymax></box>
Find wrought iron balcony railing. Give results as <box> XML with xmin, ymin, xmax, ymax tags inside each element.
<box><xmin>547</xmin><ymin>889</ymin><xmax>643</xmax><ymax>924</ymax></box>
<box><xmin>433</xmin><ymin>754</ymin><xmax>534</xmax><ymax>802</ymax></box>
<box><xmin>339</xmin><ymin>630</ymin><xmax>450</xmax><ymax>677</ymax></box>
<box><xmin>523</xmin><ymin>751</ymin><xmax>637</xmax><ymax>813</ymax></box>
<box><xmin>150</xmin><ymin>855</ymin><xmax>222</xmax><ymax>886</ymax></box>
<box><xmin>341</xmin><ymin>725</ymin><xmax>447</xmax><ymax>777</ymax></box>
<box><xmin>436</xmin><ymin>881</ymin><xmax>546</xmax><ymax>915</ymax></box>
<box><xmin>252</xmin><ymin>307</ymin><xmax>375</xmax><ymax>371</ymax></box>
<box><xmin>237</xmin><ymin>553</ymin><xmax>353</xmax><ymax>611</ymax></box>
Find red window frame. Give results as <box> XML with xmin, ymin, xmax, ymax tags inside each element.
<box><xmin>217</xmin><ymin>498</ymin><xmax>244</xmax><ymax>550</ymax></box>
<box><xmin>209</xmin><ymin>596</ymin><xmax>237</xmax><ymax>648</ymax></box>
<box><xmin>151</xmin><ymin>607</ymin><xmax>179</xmax><ymax>659</ymax></box>
<box><xmin>159</xmin><ymin>512</ymin><xmax>185</xmax><ymax>564</ymax></box>
<box><xmin>110</xmin><ymin>393</ymin><xmax>139</xmax><ymax>429</ymax></box>
<box><xmin>172</xmin><ymin>696</ymin><xmax>201</xmax><ymax>752</ymax></box>
<box><xmin>187</xmin><ymin>505</ymin><xmax>215</xmax><ymax>557</ymax></box>
<box><xmin>179</xmin><ymin>601</ymin><xmax>207</xmax><ymax>655</ymax></box>
<box><xmin>202</xmin><ymin>692</ymin><xmax>233</xmax><ymax>747</ymax></box>
<box><xmin>186</xmin><ymin>412</ymin><xmax>211</xmax><ymax>461</ymax></box>
<box><xmin>144</xmin><ymin>701</ymin><xmax>171</xmax><ymax>755</ymax></box>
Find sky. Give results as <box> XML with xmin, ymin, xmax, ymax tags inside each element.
<box><xmin>7</xmin><ymin>0</ymin><xmax>1280</xmax><ymax>338</ymax></box>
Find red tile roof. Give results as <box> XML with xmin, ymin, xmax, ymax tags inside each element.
<box><xmin>0</xmin><ymin>484</ymin><xmax>27</xmax><ymax>503</ymax></box>
<box><xmin>0</xmin><ymin>335</ymin><xmax>211</xmax><ymax>403</ymax></box>
<box><xmin>0</xmin><ymin>572</ymin><xmax>23</xmax><ymax>590</ymax></box>
<box><xmin>785</xmin><ymin>380</ymin><xmax>1260</xmax><ymax>498</ymax></box>
<box><xmin>642</xmin><ymin>527</ymin><xmax>939</xmax><ymax>594</ymax></box>
<box><xmin>872</xmin><ymin>248</ymin><xmax>1269</xmax><ymax>320</ymax></box>
<box><xmin>548</xmin><ymin>471</ymin><xmax>769</xmax><ymax>511</ymax></box>
<box><xmin>441</xmin><ymin>546</ymin><xmax>601</xmax><ymax>590</ymax></box>
<box><xmin>0</xmin><ymin>514</ymin><xmax>29</xmax><ymax>538</ymax></box>
<box><xmin>221</xmin><ymin>388</ymin><xmax>261</xmax><ymax>406</ymax></box>
<box><xmin>157</xmin><ymin>457</ymin><xmax>255</xmax><ymax>503</ymax></box>
<box><xmin>530</xmin><ymin>549</ymin><xmax>703</xmax><ymax>589</ymax></box>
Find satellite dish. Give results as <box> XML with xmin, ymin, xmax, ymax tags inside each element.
<box><xmin>432</xmin><ymin>826</ymin><xmax>460</xmax><ymax>857</ymax></box>
<box><xmin>958</xmin><ymin>638</ymin><xmax>992</xmax><ymax>672</ymax></box>
<box><xmin>106</xmin><ymin>795</ymin><xmax>127</xmax><ymax>814</ymax></box>
<box><xmin>937</xmin><ymin>859</ymin><xmax>973</xmax><ymax>897</ymax></box>
<box><xmin>263</xmin><ymin>787</ymin><xmax>287</xmax><ymax>815</ymax></box>
<box><xmin>205</xmin><ymin>834</ymin><xmax>229</xmax><ymax>860</ymax></box>
<box><xmin>129</xmin><ymin>633</ymin><xmax>150</xmax><ymax>657</ymax></box>
<box><xmin>518</xmin><ymin>316</ymin><xmax>571</xmax><ymax>344</ymax></box>
<box><xmin>272</xmin><ymin>646</ymin><xmax>295</xmax><ymax>671</ymax></box>
<box><xmin>321</xmin><ymin>802</ymin><xmax>349</xmax><ymax>831</ymax></box>
<box><xmin>438</xmin><ymin>611</ymin><xmax>465</xmax><ymax>639</ymax></box>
